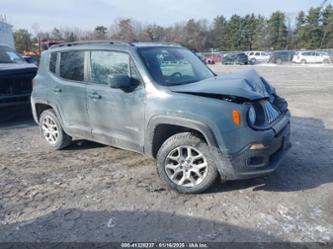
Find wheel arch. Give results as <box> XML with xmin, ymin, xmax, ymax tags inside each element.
<box><xmin>33</xmin><ymin>100</ymin><xmax>66</xmax><ymax>130</ymax></box>
<box><xmin>146</xmin><ymin>116</ymin><xmax>218</xmax><ymax>158</ymax></box>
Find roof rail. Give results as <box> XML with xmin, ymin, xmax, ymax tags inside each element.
<box><xmin>49</xmin><ymin>40</ymin><xmax>131</xmax><ymax>49</ymax></box>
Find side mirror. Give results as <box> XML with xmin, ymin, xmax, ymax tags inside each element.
<box><xmin>108</xmin><ymin>75</ymin><xmax>132</xmax><ymax>89</ymax></box>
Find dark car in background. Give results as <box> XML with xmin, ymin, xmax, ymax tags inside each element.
<box><xmin>221</xmin><ymin>53</ymin><xmax>248</xmax><ymax>65</ymax></box>
<box><xmin>23</xmin><ymin>55</ymin><xmax>39</xmax><ymax>65</ymax></box>
<box><xmin>269</xmin><ymin>51</ymin><xmax>295</xmax><ymax>64</ymax></box>
<box><xmin>0</xmin><ymin>45</ymin><xmax>37</xmax><ymax>114</ymax></box>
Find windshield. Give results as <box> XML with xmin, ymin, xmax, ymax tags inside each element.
<box><xmin>0</xmin><ymin>45</ymin><xmax>26</xmax><ymax>64</ymax></box>
<box><xmin>137</xmin><ymin>47</ymin><xmax>214</xmax><ymax>86</ymax></box>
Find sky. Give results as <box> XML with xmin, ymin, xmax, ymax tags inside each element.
<box><xmin>2</xmin><ymin>0</ymin><xmax>325</xmax><ymax>32</ymax></box>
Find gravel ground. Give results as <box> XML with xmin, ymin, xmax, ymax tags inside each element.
<box><xmin>0</xmin><ymin>64</ymin><xmax>333</xmax><ymax>242</ymax></box>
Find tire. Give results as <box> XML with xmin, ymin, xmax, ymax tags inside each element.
<box><xmin>323</xmin><ymin>59</ymin><xmax>330</xmax><ymax>64</ymax></box>
<box><xmin>39</xmin><ymin>109</ymin><xmax>72</xmax><ymax>150</ymax></box>
<box><xmin>156</xmin><ymin>132</ymin><xmax>218</xmax><ymax>194</ymax></box>
<box><xmin>276</xmin><ymin>58</ymin><xmax>282</xmax><ymax>64</ymax></box>
<box><xmin>301</xmin><ymin>59</ymin><xmax>307</xmax><ymax>64</ymax></box>
<box><xmin>250</xmin><ymin>58</ymin><xmax>256</xmax><ymax>65</ymax></box>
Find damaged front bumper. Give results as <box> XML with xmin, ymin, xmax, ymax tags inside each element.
<box><xmin>216</xmin><ymin>112</ymin><xmax>291</xmax><ymax>180</ymax></box>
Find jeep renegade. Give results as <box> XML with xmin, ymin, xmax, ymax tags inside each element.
<box><xmin>31</xmin><ymin>41</ymin><xmax>291</xmax><ymax>193</ymax></box>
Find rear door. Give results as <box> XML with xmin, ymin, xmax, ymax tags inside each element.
<box><xmin>308</xmin><ymin>52</ymin><xmax>316</xmax><ymax>63</ymax></box>
<box><xmin>86</xmin><ymin>50</ymin><xmax>145</xmax><ymax>152</ymax></box>
<box><xmin>50</xmin><ymin>50</ymin><xmax>91</xmax><ymax>138</ymax></box>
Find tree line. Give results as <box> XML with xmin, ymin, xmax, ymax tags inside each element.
<box><xmin>14</xmin><ymin>5</ymin><xmax>333</xmax><ymax>53</ymax></box>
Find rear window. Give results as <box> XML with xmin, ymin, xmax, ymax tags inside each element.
<box><xmin>49</xmin><ymin>52</ymin><xmax>57</xmax><ymax>73</ymax></box>
<box><xmin>59</xmin><ymin>51</ymin><xmax>85</xmax><ymax>81</ymax></box>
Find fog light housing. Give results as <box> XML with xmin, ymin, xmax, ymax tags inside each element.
<box><xmin>250</xmin><ymin>143</ymin><xmax>266</xmax><ymax>150</ymax></box>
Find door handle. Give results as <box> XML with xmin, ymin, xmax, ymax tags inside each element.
<box><xmin>53</xmin><ymin>87</ymin><xmax>62</xmax><ymax>93</ymax></box>
<box><xmin>88</xmin><ymin>92</ymin><xmax>102</xmax><ymax>100</ymax></box>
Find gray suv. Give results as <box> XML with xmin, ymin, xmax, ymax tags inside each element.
<box><xmin>31</xmin><ymin>41</ymin><xmax>291</xmax><ymax>193</ymax></box>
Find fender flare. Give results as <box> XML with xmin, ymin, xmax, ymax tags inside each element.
<box><xmin>145</xmin><ymin>115</ymin><xmax>219</xmax><ymax>156</ymax></box>
<box><xmin>32</xmin><ymin>98</ymin><xmax>68</xmax><ymax>133</ymax></box>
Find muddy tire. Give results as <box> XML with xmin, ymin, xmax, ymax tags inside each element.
<box><xmin>39</xmin><ymin>109</ymin><xmax>72</xmax><ymax>150</ymax></box>
<box><xmin>156</xmin><ymin>132</ymin><xmax>218</xmax><ymax>194</ymax></box>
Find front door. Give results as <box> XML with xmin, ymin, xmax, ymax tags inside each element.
<box><xmin>86</xmin><ymin>50</ymin><xmax>145</xmax><ymax>152</ymax></box>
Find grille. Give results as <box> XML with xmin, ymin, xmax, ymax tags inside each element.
<box><xmin>262</xmin><ymin>101</ymin><xmax>280</xmax><ymax>123</ymax></box>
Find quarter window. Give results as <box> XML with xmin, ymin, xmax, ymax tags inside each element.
<box><xmin>90</xmin><ymin>51</ymin><xmax>129</xmax><ymax>85</ymax></box>
<box><xmin>59</xmin><ymin>51</ymin><xmax>85</xmax><ymax>81</ymax></box>
<box><xmin>49</xmin><ymin>52</ymin><xmax>57</xmax><ymax>73</ymax></box>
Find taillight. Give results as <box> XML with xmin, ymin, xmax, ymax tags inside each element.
<box><xmin>32</xmin><ymin>79</ymin><xmax>36</xmax><ymax>89</ymax></box>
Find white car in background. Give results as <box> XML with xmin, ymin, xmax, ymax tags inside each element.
<box><xmin>292</xmin><ymin>51</ymin><xmax>331</xmax><ymax>64</ymax></box>
<box><xmin>247</xmin><ymin>51</ymin><xmax>270</xmax><ymax>64</ymax></box>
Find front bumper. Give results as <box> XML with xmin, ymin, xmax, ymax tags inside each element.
<box><xmin>217</xmin><ymin>115</ymin><xmax>291</xmax><ymax>180</ymax></box>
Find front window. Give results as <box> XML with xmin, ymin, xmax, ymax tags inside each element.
<box><xmin>90</xmin><ymin>51</ymin><xmax>129</xmax><ymax>85</ymax></box>
<box><xmin>137</xmin><ymin>47</ymin><xmax>214</xmax><ymax>86</ymax></box>
<box><xmin>0</xmin><ymin>45</ymin><xmax>26</xmax><ymax>64</ymax></box>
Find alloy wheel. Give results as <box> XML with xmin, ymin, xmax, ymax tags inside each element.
<box><xmin>41</xmin><ymin>115</ymin><xmax>59</xmax><ymax>145</ymax></box>
<box><xmin>165</xmin><ymin>146</ymin><xmax>208</xmax><ymax>187</ymax></box>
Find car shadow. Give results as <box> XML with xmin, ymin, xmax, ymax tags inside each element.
<box><xmin>64</xmin><ymin>140</ymin><xmax>106</xmax><ymax>150</ymax></box>
<box><xmin>208</xmin><ymin>115</ymin><xmax>333</xmax><ymax>193</ymax></box>
<box><xmin>0</xmin><ymin>208</ymin><xmax>280</xmax><ymax>243</ymax></box>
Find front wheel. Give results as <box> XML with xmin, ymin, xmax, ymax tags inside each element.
<box><xmin>39</xmin><ymin>109</ymin><xmax>72</xmax><ymax>150</ymax></box>
<box><xmin>156</xmin><ymin>132</ymin><xmax>218</xmax><ymax>194</ymax></box>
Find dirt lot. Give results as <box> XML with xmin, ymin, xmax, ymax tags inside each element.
<box><xmin>0</xmin><ymin>64</ymin><xmax>333</xmax><ymax>243</ymax></box>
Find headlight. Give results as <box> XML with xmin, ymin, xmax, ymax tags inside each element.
<box><xmin>248</xmin><ymin>105</ymin><xmax>256</xmax><ymax>125</ymax></box>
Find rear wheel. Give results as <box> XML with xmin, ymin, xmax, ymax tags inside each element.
<box><xmin>323</xmin><ymin>59</ymin><xmax>330</xmax><ymax>64</ymax></box>
<box><xmin>250</xmin><ymin>58</ymin><xmax>256</xmax><ymax>65</ymax></box>
<box><xmin>39</xmin><ymin>109</ymin><xmax>72</xmax><ymax>150</ymax></box>
<box><xmin>156</xmin><ymin>132</ymin><xmax>218</xmax><ymax>194</ymax></box>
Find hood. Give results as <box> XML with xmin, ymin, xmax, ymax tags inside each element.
<box><xmin>0</xmin><ymin>63</ymin><xmax>37</xmax><ymax>77</ymax></box>
<box><xmin>169</xmin><ymin>69</ymin><xmax>275</xmax><ymax>101</ymax></box>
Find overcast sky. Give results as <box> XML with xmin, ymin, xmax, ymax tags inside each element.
<box><xmin>2</xmin><ymin>0</ymin><xmax>325</xmax><ymax>32</ymax></box>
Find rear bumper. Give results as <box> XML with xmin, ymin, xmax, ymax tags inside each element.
<box><xmin>216</xmin><ymin>116</ymin><xmax>291</xmax><ymax>180</ymax></box>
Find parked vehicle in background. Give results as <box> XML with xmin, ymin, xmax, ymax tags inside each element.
<box><xmin>22</xmin><ymin>55</ymin><xmax>39</xmax><ymax>65</ymax></box>
<box><xmin>248</xmin><ymin>51</ymin><xmax>270</xmax><ymax>64</ymax></box>
<box><xmin>31</xmin><ymin>41</ymin><xmax>291</xmax><ymax>193</ymax></box>
<box><xmin>221</xmin><ymin>52</ymin><xmax>248</xmax><ymax>65</ymax></box>
<box><xmin>269</xmin><ymin>51</ymin><xmax>295</xmax><ymax>64</ymax></box>
<box><xmin>204</xmin><ymin>52</ymin><xmax>222</xmax><ymax>64</ymax></box>
<box><xmin>292</xmin><ymin>51</ymin><xmax>331</xmax><ymax>64</ymax></box>
<box><xmin>0</xmin><ymin>44</ymin><xmax>37</xmax><ymax>109</ymax></box>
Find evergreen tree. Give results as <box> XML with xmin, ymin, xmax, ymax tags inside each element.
<box><xmin>208</xmin><ymin>15</ymin><xmax>227</xmax><ymax>50</ymax></box>
<box><xmin>267</xmin><ymin>11</ymin><xmax>288</xmax><ymax>50</ymax></box>
<box><xmin>94</xmin><ymin>25</ymin><xmax>107</xmax><ymax>40</ymax></box>
<box><xmin>321</xmin><ymin>4</ymin><xmax>333</xmax><ymax>48</ymax></box>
